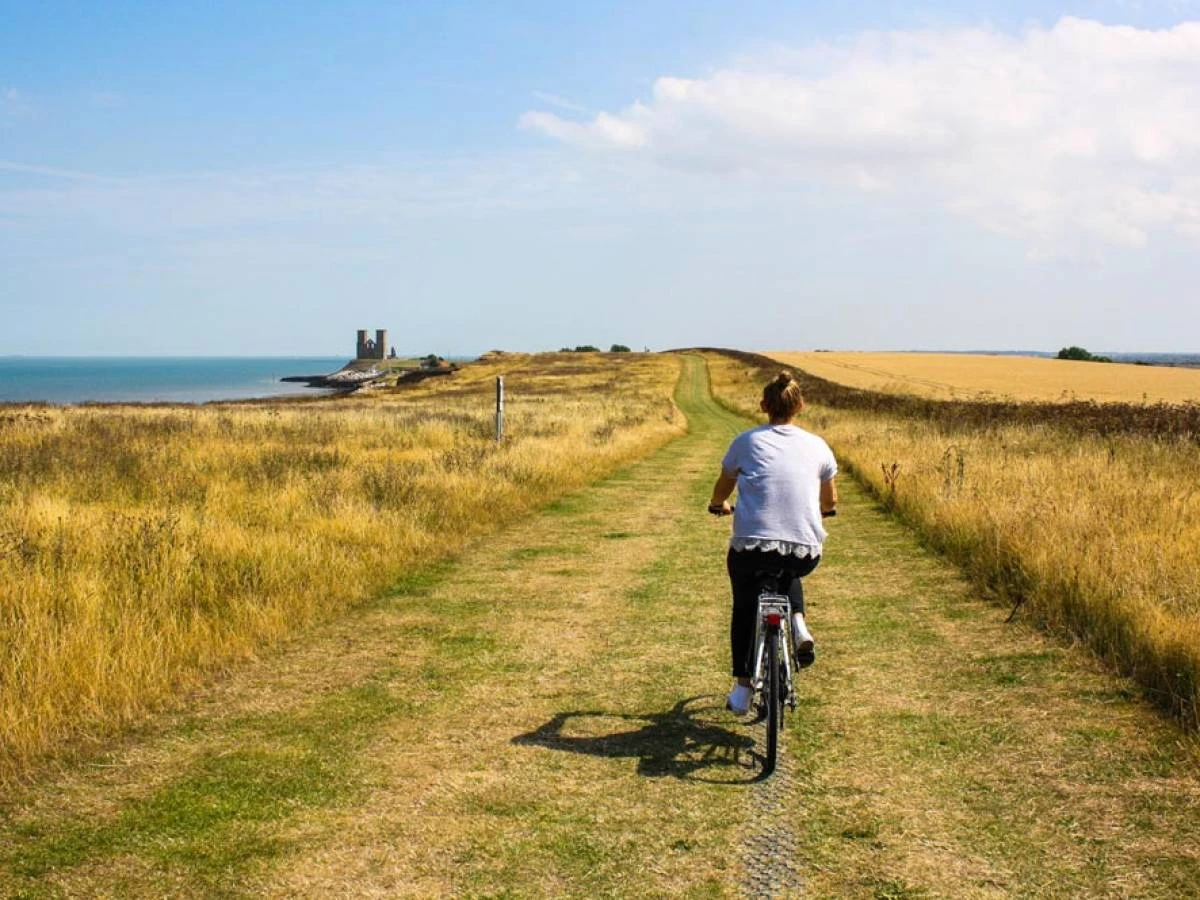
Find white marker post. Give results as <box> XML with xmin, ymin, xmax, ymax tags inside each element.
<box><xmin>495</xmin><ymin>375</ymin><xmax>505</xmax><ymax>441</ymax></box>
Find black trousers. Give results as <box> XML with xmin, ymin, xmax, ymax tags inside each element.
<box><xmin>727</xmin><ymin>548</ymin><xmax>820</xmax><ymax>678</ymax></box>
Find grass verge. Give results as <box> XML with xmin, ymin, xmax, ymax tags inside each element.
<box><xmin>705</xmin><ymin>349</ymin><xmax>1200</xmax><ymax>728</ymax></box>
<box><xmin>6</xmin><ymin>355</ymin><xmax>1200</xmax><ymax>897</ymax></box>
<box><xmin>0</xmin><ymin>352</ymin><xmax>682</xmax><ymax>782</ymax></box>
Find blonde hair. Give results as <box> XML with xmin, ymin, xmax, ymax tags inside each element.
<box><xmin>762</xmin><ymin>371</ymin><xmax>804</xmax><ymax>421</ymax></box>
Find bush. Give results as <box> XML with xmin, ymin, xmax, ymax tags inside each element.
<box><xmin>1057</xmin><ymin>346</ymin><xmax>1112</xmax><ymax>363</ymax></box>
<box><xmin>610</xmin><ymin>344</ymin><xmax>631</xmax><ymax>353</ymax></box>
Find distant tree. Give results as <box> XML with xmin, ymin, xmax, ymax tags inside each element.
<box><xmin>610</xmin><ymin>344</ymin><xmax>631</xmax><ymax>353</ymax></box>
<box><xmin>574</xmin><ymin>345</ymin><xmax>600</xmax><ymax>353</ymax></box>
<box><xmin>1057</xmin><ymin>346</ymin><xmax>1112</xmax><ymax>363</ymax></box>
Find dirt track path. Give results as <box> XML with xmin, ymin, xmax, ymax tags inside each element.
<box><xmin>4</xmin><ymin>356</ymin><xmax>1200</xmax><ymax>898</ymax></box>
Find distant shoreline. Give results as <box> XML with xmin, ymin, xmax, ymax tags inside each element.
<box><xmin>0</xmin><ymin>355</ymin><xmax>474</xmax><ymax>406</ymax></box>
<box><xmin>0</xmin><ymin>356</ymin><xmax>350</xmax><ymax>406</ymax></box>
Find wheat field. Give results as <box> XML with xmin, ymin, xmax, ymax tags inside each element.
<box><xmin>769</xmin><ymin>351</ymin><xmax>1200</xmax><ymax>403</ymax></box>
<box><xmin>0</xmin><ymin>352</ymin><xmax>683</xmax><ymax>781</ymax></box>
<box><xmin>707</xmin><ymin>350</ymin><xmax>1200</xmax><ymax>726</ymax></box>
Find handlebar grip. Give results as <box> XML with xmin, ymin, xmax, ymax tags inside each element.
<box><xmin>822</xmin><ymin>508</ymin><xmax>837</xmax><ymax>518</ymax></box>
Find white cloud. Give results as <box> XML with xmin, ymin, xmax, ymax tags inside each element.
<box><xmin>522</xmin><ymin>17</ymin><xmax>1200</xmax><ymax>250</ymax></box>
<box><xmin>531</xmin><ymin>91</ymin><xmax>590</xmax><ymax>114</ymax></box>
<box><xmin>520</xmin><ymin>109</ymin><xmax>649</xmax><ymax>149</ymax></box>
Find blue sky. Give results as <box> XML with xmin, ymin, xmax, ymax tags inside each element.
<box><xmin>3</xmin><ymin>1</ymin><xmax>1199</xmax><ymax>355</ymax></box>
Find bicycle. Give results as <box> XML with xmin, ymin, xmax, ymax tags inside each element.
<box><xmin>747</xmin><ymin>569</ymin><xmax>796</xmax><ymax>776</ymax></box>
<box><xmin>710</xmin><ymin>503</ymin><xmax>835</xmax><ymax>776</ymax></box>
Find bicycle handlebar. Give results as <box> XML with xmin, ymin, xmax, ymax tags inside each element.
<box><xmin>709</xmin><ymin>504</ymin><xmax>838</xmax><ymax>518</ymax></box>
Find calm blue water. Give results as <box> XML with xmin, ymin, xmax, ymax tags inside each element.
<box><xmin>0</xmin><ymin>357</ymin><xmax>349</xmax><ymax>404</ymax></box>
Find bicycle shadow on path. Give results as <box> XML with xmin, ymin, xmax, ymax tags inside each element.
<box><xmin>512</xmin><ymin>696</ymin><xmax>761</xmax><ymax>784</ymax></box>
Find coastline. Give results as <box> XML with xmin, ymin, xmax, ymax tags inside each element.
<box><xmin>0</xmin><ymin>356</ymin><xmax>464</xmax><ymax>407</ymax></box>
<box><xmin>281</xmin><ymin>359</ymin><xmax>458</xmax><ymax>391</ymax></box>
<box><xmin>0</xmin><ymin>357</ymin><xmax>350</xmax><ymax>406</ymax></box>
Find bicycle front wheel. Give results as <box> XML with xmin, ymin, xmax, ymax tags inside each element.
<box><xmin>765</xmin><ymin>627</ymin><xmax>781</xmax><ymax>775</ymax></box>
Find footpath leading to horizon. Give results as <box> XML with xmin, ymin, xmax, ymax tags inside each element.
<box><xmin>3</xmin><ymin>355</ymin><xmax>1200</xmax><ymax>897</ymax></box>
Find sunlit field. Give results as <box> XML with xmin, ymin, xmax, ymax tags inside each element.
<box><xmin>707</xmin><ymin>350</ymin><xmax>1200</xmax><ymax>726</ymax></box>
<box><xmin>0</xmin><ymin>352</ymin><xmax>682</xmax><ymax>781</ymax></box>
<box><xmin>769</xmin><ymin>351</ymin><xmax>1200</xmax><ymax>404</ymax></box>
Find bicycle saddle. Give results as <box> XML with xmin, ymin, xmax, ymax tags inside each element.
<box><xmin>753</xmin><ymin>569</ymin><xmax>793</xmax><ymax>594</ymax></box>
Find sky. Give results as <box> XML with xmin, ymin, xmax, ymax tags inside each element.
<box><xmin>3</xmin><ymin>0</ymin><xmax>1199</xmax><ymax>356</ymax></box>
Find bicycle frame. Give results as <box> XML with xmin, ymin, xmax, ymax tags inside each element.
<box><xmin>750</xmin><ymin>593</ymin><xmax>795</xmax><ymax>705</ymax></box>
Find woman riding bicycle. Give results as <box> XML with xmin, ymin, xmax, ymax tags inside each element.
<box><xmin>708</xmin><ymin>371</ymin><xmax>838</xmax><ymax>716</ymax></box>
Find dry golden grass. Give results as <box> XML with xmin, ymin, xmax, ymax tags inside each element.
<box><xmin>707</xmin><ymin>351</ymin><xmax>1200</xmax><ymax>725</ymax></box>
<box><xmin>0</xmin><ymin>352</ymin><xmax>683</xmax><ymax>782</ymax></box>
<box><xmin>259</xmin><ymin>377</ymin><xmax>750</xmax><ymax>896</ymax></box>
<box><xmin>790</xmin><ymin>479</ymin><xmax>1200</xmax><ymax>897</ymax></box>
<box><xmin>7</xmin><ymin>355</ymin><xmax>1200</xmax><ymax>896</ymax></box>
<box><xmin>0</xmin><ymin>355</ymin><xmax>749</xmax><ymax>897</ymax></box>
<box><xmin>769</xmin><ymin>350</ymin><xmax>1200</xmax><ymax>403</ymax></box>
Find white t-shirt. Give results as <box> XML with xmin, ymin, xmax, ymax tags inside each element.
<box><xmin>721</xmin><ymin>424</ymin><xmax>838</xmax><ymax>557</ymax></box>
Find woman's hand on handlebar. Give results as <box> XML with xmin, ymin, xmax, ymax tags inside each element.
<box><xmin>708</xmin><ymin>501</ymin><xmax>734</xmax><ymax>517</ymax></box>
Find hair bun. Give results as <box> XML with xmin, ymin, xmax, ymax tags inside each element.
<box><xmin>762</xmin><ymin>371</ymin><xmax>804</xmax><ymax>420</ymax></box>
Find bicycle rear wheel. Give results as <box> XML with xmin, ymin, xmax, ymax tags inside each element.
<box><xmin>764</xmin><ymin>626</ymin><xmax>781</xmax><ymax>775</ymax></box>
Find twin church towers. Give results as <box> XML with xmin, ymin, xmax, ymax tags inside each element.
<box><xmin>355</xmin><ymin>329</ymin><xmax>396</xmax><ymax>361</ymax></box>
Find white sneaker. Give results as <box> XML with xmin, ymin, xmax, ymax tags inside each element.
<box><xmin>792</xmin><ymin>613</ymin><xmax>816</xmax><ymax>668</ymax></box>
<box><xmin>726</xmin><ymin>682</ymin><xmax>753</xmax><ymax>715</ymax></box>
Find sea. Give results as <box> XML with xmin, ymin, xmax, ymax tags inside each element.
<box><xmin>0</xmin><ymin>357</ymin><xmax>349</xmax><ymax>405</ymax></box>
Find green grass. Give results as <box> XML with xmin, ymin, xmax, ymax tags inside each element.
<box><xmin>5</xmin><ymin>683</ymin><xmax>403</xmax><ymax>891</ymax></box>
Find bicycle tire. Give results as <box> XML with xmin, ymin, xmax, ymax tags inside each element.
<box><xmin>765</xmin><ymin>625</ymin><xmax>780</xmax><ymax>775</ymax></box>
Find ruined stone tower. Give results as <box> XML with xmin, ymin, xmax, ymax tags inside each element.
<box><xmin>355</xmin><ymin>328</ymin><xmax>388</xmax><ymax>360</ymax></box>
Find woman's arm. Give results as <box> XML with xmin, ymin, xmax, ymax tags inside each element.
<box><xmin>820</xmin><ymin>476</ymin><xmax>838</xmax><ymax>515</ymax></box>
<box><xmin>708</xmin><ymin>468</ymin><xmax>738</xmax><ymax>515</ymax></box>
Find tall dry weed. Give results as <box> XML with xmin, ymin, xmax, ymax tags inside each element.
<box><xmin>705</xmin><ymin>350</ymin><xmax>1200</xmax><ymax>727</ymax></box>
<box><xmin>0</xmin><ymin>353</ymin><xmax>683</xmax><ymax>781</ymax></box>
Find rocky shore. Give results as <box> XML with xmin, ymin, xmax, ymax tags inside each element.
<box><xmin>282</xmin><ymin>359</ymin><xmax>457</xmax><ymax>391</ymax></box>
